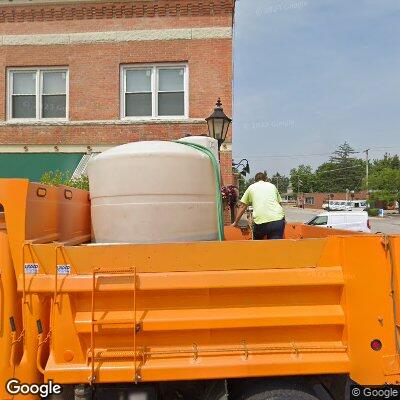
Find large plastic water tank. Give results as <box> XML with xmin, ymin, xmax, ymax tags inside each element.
<box><xmin>87</xmin><ymin>138</ymin><xmax>219</xmax><ymax>243</ymax></box>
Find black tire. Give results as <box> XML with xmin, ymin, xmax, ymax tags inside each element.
<box><xmin>241</xmin><ymin>389</ymin><xmax>319</xmax><ymax>400</ymax></box>
<box><xmin>46</xmin><ymin>384</ymin><xmax>75</xmax><ymax>399</ymax></box>
<box><xmin>235</xmin><ymin>379</ymin><xmax>320</xmax><ymax>400</ymax></box>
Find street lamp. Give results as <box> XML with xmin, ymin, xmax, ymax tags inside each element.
<box><xmin>233</xmin><ymin>159</ymin><xmax>250</xmax><ymax>177</ymax></box>
<box><xmin>206</xmin><ymin>98</ymin><xmax>232</xmax><ymax>154</ymax></box>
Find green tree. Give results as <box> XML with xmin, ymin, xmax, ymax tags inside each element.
<box><xmin>371</xmin><ymin>153</ymin><xmax>400</xmax><ymax>172</ymax></box>
<box><xmin>368</xmin><ymin>190</ymin><xmax>398</xmax><ymax>210</ymax></box>
<box><xmin>314</xmin><ymin>142</ymin><xmax>364</xmax><ymax>192</ymax></box>
<box><xmin>397</xmin><ymin>193</ymin><xmax>400</xmax><ymax>214</ymax></box>
<box><xmin>270</xmin><ymin>172</ymin><xmax>289</xmax><ymax>193</ymax></box>
<box><xmin>330</xmin><ymin>141</ymin><xmax>357</xmax><ymax>162</ymax></box>
<box><xmin>290</xmin><ymin>164</ymin><xmax>314</xmax><ymax>193</ymax></box>
<box><xmin>368</xmin><ymin>167</ymin><xmax>400</xmax><ymax>192</ymax></box>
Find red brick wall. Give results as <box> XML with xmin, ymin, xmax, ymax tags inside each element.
<box><xmin>220</xmin><ymin>150</ymin><xmax>232</xmax><ymax>186</ymax></box>
<box><xmin>0</xmin><ymin>38</ymin><xmax>233</xmax><ymax>129</ymax></box>
<box><xmin>0</xmin><ymin>0</ymin><xmax>234</xmax><ymax>183</ymax></box>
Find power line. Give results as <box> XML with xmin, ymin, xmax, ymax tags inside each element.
<box><xmin>246</xmin><ymin>152</ymin><xmax>336</xmax><ymax>159</ymax></box>
<box><xmin>242</xmin><ymin>145</ymin><xmax>400</xmax><ymax>160</ymax></box>
<box><xmin>245</xmin><ymin>151</ymin><xmax>366</xmax><ymax>159</ymax></box>
<box><xmin>368</xmin><ymin>146</ymin><xmax>400</xmax><ymax>150</ymax></box>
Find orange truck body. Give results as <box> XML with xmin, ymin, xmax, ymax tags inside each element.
<box><xmin>1</xmin><ymin>179</ymin><xmax>400</xmax><ymax>399</ymax></box>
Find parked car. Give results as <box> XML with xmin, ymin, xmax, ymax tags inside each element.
<box><xmin>306</xmin><ymin>211</ymin><xmax>371</xmax><ymax>233</ymax></box>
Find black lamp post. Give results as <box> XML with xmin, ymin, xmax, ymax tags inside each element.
<box><xmin>206</xmin><ymin>98</ymin><xmax>232</xmax><ymax>155</ymax></box>
<box><xmin>231</xmin><ymin>159</ymin><xmax>250</xmax><ymax>223</ymax></box>
<box><xmin>233</xmin><ymin>159</ymin><xmax>250</xmax><ymax>177</ymax></box>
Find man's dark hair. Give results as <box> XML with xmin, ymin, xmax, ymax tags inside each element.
<box><xmin>255</xmin><ymin>172</ymin><xmax>267</xmax><ymax>182</ymax></box>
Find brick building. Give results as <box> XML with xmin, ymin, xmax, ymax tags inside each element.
<box><xmin>0</xmin><ymin>0</ymin><xmax>235</xmax><ymax>184</ymax></box>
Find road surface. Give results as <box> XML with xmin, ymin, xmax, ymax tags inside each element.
<box><xmin>283</xmin><ymin>206</ymin><xmax>400</xmax><ymax>234</ymax></box>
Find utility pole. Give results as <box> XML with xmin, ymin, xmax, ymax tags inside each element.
<box><xmin>364</xmin><ymin>149</ymin><xmax>370</xmax><ymax>191</ymax></box>
<box><xmin>297</xmin><ymin>174</ymin><xmax>302</xmax><ymax>208</ymax></box>
<box><xmin>297</xmin><ymin>174</ymin><xmax>300</xmax><ymax>195</ymax></box>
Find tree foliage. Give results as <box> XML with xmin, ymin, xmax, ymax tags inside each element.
<box><xmin>329</xmin><ymin>141</ymin><xmax>357</xmax><ymax>162</ymax></box>
<box><xmin>371</xmin><ymin>153</ymin><xmax>400</xmax><ymax>172</ymax></box>
<box><xmin>289</xmin><ymin>164</ymin><xmax>314</xmax><ymax>193</ymax></box>
<box><xmin>240</xmin><ymin>143</ymin><xmax>399</xmax><ymax>212</ymax></box>
<box><xmin>314</xmin><ymin>142</ymin><xmax>365</xmax><ymax>192</ymax></box>
<box><xmin>287</xmin><ymin>142</ymin><xmax>366</xmax><ymax>193</ymax></box>
<box><xmin>268</xmin><ymin>143</ymin><xmax>399</xmax><ymax>195</ymax></box>
<box><xmin>270</xmin><ymin>172</ymin><xmax>290</xmax><ymax>193</ymax></box>
<box><xmin>367</xmin><ymin>154</ymin><xmax>400</xmax><ymax>209</ymax></box>
<box><xmin>241</xmin><ymin>170</ymin><xmax>290</xmax><ymax>195</ymax></box>
<box><xmin>314</xmin><ymin>160</ymin><xmax>365</xmax><ymax>192</ymax></box>
<box><xmin>368</xmin><ymin>167</ymin><xmax>400</xmax><ymax>192</ymax></box>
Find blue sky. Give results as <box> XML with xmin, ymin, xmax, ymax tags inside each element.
<box><xmin>233</xmin><ymin>0</ymin><xmax>400</xmax><ymax>175</ymax></box>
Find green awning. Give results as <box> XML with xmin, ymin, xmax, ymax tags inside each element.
<box><xmin>0</xmin><ymin>153</ymin><xmax>85</xmax><ymax>182</ymax></box>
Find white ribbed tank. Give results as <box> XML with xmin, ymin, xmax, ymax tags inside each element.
<box><xmin>87</xmin><ymin>138</ymin><xmax>219</xmax><ymax>243</ymax></box>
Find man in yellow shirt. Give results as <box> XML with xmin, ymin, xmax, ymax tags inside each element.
<box><xmin>232</xmin><ymin>172</ymin><xmax>286</xmax><ymax>240</ymax></box>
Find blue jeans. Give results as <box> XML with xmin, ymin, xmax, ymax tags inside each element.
<box><xmin>253</xmin><ymin>218</ymin><xmax>286</xmax><ymax>240</ymax></box>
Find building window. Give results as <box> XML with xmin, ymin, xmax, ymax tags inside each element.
<box><xmin>305</xmin><ymin>197</ymin><xmax>315</xmax><ymax>205</ymax></box>
<box><xmin>122</xmin><ymin>64</ymin><xmax>188</xmax><ymax>119</ymax></box>
<box><xmin>8</xmin><ymin>68</ymin><xmax>68</xmax><ymax>120</ymax></box>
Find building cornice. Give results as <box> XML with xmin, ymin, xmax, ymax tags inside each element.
<box><xmin>0</xmin><ymin>0</ymin><xmax>152</xmax><ymax>5</ymax></box>
<box><xmin>0</xmin><ymin>0</ymin><xmax>234</xmax><ymax>23</ymax></box>
<box><xmin>0</xmin><ymin>26</ymin><xmax>232</xmax><ymax>46</ymax></box>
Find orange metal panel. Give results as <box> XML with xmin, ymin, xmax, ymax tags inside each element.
<box><xmin>73</xmin><ymin>304</ymin><xmax>345</xmax><ymax>332</ymax></box>
<box><xmin>30</xmin><ymin>239</ymin><xmax>334</xmax><ymax>274</ymax></box>
<box><xmin>57</xmin><ymin>185</ymin><xmax>91</xmax><ymax>244</ymax></box>
<box><xmin>16</xmin><ymin>266</ymin><xmax>344</xmax><ymax>292</ymax></box>
<box><xmin>224</xmin><ymin>226</ymin><xmax>252</xmax><ymax>240</ymax></box>
<box><xmin>0</xmin><ymin>232</ymin><xmax>23</xmax><ymax>400</ymax></box>
<box><xmin>0</xmin><ymin>179</ymin><xmax>29</xmax><ymax>273</ymax></box>
<box><xmin>45</xmin><ymin>352</ymin><xmax>350</xmax><ymax>384</ymax></box>
<box><xmin>339</xmin><ymin>236</ymin><xmax>400</xmax><ymax>384</ymax></box>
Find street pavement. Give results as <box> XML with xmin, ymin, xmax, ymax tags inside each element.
<box><xmin>283</xmin><ymin>206</ymin><xmax>400</xmax><ymax>234</ymax></box>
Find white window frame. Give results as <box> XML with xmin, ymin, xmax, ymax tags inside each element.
<box><xmin>7</xmin><ymin>67</ymin><xmax>69</xmax><ymax>122</ymax></box>
<box><xmin>121</xmin><ymin>63</ymin><xmax>189</xmax><ymax>120</ymax></box>
<box><xmin>305</xmin><ymin>197</ymin><xmax>315</xmax><ymax>205</ymax></box>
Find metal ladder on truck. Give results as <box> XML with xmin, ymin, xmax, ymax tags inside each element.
<box><xmin>89</xmin><ymin>267</ymin><xmax>140</xmax><ymax>384</ymax></box>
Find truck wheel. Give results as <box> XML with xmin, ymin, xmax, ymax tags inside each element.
<box><xmin>235</xmin><ymin>379</ymin><xmax>321</xmax><ymax>400</ymax></box>
<box><xmin>240</xmin><ymin>390</ymin><xmax>319</xmax><ymax>400</ymax></box>
<box><xmin>46</xmin><ymin>384</ymin><xmax>75</xmax><ymax>399</ymax></box>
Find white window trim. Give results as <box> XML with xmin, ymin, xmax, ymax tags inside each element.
<box><xmin>120</xmin><ymin>63</ymin><xmax>189</xmax><ymax>121</ymax></box>
<box><xmin>305</xmin><ymin>197</ymin><xmax>315</xmax><ymax>205</ymax></box>
<box><xmin>7</xmin><ymin>67</ymin><xmax>69</xmax><ymax>122</ymax></box>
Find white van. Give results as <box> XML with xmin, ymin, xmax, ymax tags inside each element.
<box><xmin>306</xmin><ymin>211</ymin><xmax>371</xmax><ymax>233</ymax></box>
<box><xmin>351</xmin><ymin>200</ymin><xmax>368</xmax><ymax>210</ymax></box>
<box><xmin>322</xmin><ymin>200</ymin><xmax>352</xmax><ymax>211</ymax></box>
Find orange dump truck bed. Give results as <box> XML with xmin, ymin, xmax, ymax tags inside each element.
<box><xmin>1</xmin><ymin>179</ymin><xmax>400</xmax><ymax>400</ymax></box>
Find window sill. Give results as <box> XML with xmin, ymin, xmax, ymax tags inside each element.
<box><xmin>5</xmin><ymin>119</ymin><xmax>68</xmax><ymax>125</ymax></box>
<box><xmin>0</xmin><ymin>118</ymin><xmax>205</xmax><ymax>127</ymax></box>
<box><xmin>120</xmin><ymin>116</ymin><xmax>189</xmax><ymax>122</ymax></box>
